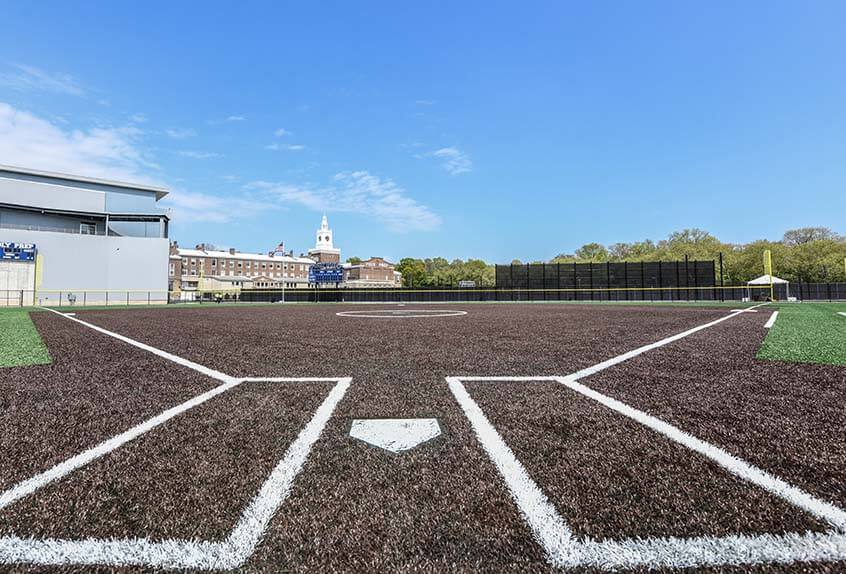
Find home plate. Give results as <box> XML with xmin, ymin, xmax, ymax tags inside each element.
<box><xmin>350</xmin><ymin>418</ymin><xmax>441</xmax><ymax>453</ymax></box>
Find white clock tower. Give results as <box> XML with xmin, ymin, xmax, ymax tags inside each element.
<box><xmin>307</xmin><ymin>214</ymin><xmax>341</xmax><ymax>263</ymax></box>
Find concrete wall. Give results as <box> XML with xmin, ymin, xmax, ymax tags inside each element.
<box><xmin>1</xmin><ymin>228</ymin><xmax>169</xmax><ymax>304</ymax></box>
<box><xmin>0</xmin><ymin>260</ymin><xmax>36</xmax><ymax>306</ymax></box>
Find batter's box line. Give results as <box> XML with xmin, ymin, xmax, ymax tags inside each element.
<box><xmin>0</xmin><ymin>376</ymin><xmax>352</xmax><ymax>570</ymax></box>
<box><xmin>447</xmin><ymin>375</ymin><xmax>846</xmax><ymax>571</ymax></box>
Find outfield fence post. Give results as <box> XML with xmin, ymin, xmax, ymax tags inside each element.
<box><xmin>658</xmin><ymin>261</ymin><xmax>663</xmax><ymax>301</ymax></box>
<box><xmin>83</xmin><ymin>291</ymin><xmax>87</xmax><ymax>306</ymax></box>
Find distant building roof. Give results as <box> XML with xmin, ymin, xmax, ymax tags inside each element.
<box><xmin>175</xmin><ymin>247</ymin><xmax>314</xmax><ymax>264</ymax></box>
<box><xmin>0</xmin><ymin>164</ymin><xmax>169</xmax><ymax>201</ymax></box>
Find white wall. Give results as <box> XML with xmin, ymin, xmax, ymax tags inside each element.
<box><xmin>0</xmin><ymin>177</ymin><xmax>106</xmax><ymax>213</ymax></box>
<box><xmin>1</xmin><ymin>229</ymin><xmax>168</xmax><ymax>304</ymax></box>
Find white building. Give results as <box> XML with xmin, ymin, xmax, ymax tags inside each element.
<box><xmin>0</xmin><ymin>165</ymin><xmax>170</xmax><ymax>306</ymax></box>
<box><xmin>307</xmin><ymin>215</ymin><xmax>341</xmax><ymax>263</ymax></box>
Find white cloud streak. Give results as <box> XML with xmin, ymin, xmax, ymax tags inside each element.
<box><xmin>178</xmin><ymin>150</ymin><xmax>222</xmax><ymax>159</ymax></box>
<box><xmin>265</xmin><ymin>143</ymin><xmax>305</xmax><ymax>151</ymax></box>
<box><xmin>430</xmin><ymin>146</ymin><xmax>472</xmax><ymax>175</ymax></box>
<box><xmin>0</xmin><ymin>102</ymin><xmax>159</xmax><ymax>183</ymax></box>
<box><xmin>165</xmin><ymin>127</ymin><xmax>196</xmax><ymax>139</ymax></box>
<box><xmin>248</xmin><ymin>171</ymin><xmax>440</xmax><ymax>232</ymax></box>
<box><xmin>0</xmin><ymin>64</ymin><xmax>84</xmax><ymax>97</ymax></box>
<box><xmin>162</xmin><ymin>189</ymin><xmax>274</xmax><ymax>223</ymax></box>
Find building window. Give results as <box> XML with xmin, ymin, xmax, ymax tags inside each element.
<box><xmin>211</xmin><ymin>259</ymin><xmax>217</xmax><ymax>268</ymax></box>
<box><xmin>79</xmin><ymin>222</ymin><xmax>97</xmax><ymax>235</ymax></box>
<box><xmin>169</xmin><ymin>263</ymin><xmax>175</xmax><ymax>276</ymax></box>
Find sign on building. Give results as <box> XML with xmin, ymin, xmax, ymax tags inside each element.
<box><xmin>0</xmin><ymin>242</ymin><xmax>37</xmax><ymax>261</ymax></box>
<box><xmin>309</xmin><ymin>262</ymin><xmax>343</xmax><ymax>284</ymax></box>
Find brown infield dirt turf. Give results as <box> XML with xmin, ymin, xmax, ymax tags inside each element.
<box><xmin>1</xmin><ymin>303</ymin><xmax>844</xmax><ymax>573</ymax></box>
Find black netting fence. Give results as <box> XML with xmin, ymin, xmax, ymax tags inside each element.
<box><xmin>494</xmin><ymin>260</ymin><xmax>718</xmax><ymax>301</ymax></box>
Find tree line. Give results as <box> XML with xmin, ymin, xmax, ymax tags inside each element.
<box><xmin>389</xmin><ymin>227</ymin><xmax>845</xmax><ymax>287</ymax></box>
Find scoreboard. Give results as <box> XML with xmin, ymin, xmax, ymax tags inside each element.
<box><xmin>309</xmin><ymin>262</ymin><xmax>343</xmax><ymax>284</ymax></box>
<box><xmin>0</xmin><ymin>242</ymin><xmax>37</xmax><ymax>261</ymax></box>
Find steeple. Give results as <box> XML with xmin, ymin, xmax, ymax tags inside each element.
<box><xmin>315</xmin><ymin>214</ymin><xmax>333</xmax><ymax>249</ymax></box>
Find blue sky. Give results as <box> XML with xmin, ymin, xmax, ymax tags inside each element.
<box><xmin>1</xmin><ymin>1</ymin><xmax>844</xmax><ymax>262</ymax></box>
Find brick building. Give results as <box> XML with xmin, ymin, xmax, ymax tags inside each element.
<box><xmin>169</xmin><ymin>243</ymin><xmax>314</xmax><ymax>298</ymax></box>
<box><xmin>343</xmin><ymin>257</ymin><xmax>402</xmax><ymax>288</ymax></box>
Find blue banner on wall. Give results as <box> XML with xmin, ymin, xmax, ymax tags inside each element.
<box><xmin>0</xmin><ymin>242</ymin><xmax>37</xmax><ymax>261</ymax></box>
<box><xmin>309</xmin><ymin>262</ymin><xmax>343</xmax><ymax>284</ymax></box>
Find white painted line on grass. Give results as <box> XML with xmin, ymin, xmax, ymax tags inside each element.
<box><xmin>764</xmin><ymin>311</ymin><xmax>779</xmax><ymax>329</ymax></box>
<box><xmin>0</xmin><ymin>380</ymin><xmax>240</xmax><ymax>511</ymax></box>
<box><xmin>0</xmin><ymin>377</ymin><xmax>352</xmax><ymax>570</ymax></box>
<box><xmin>557</xmin><ymin>375</ymin><xmax>846</xmax><ymax>531</ymax></box>
<box><xmin>447</xmin><ymin>377</ymin><xmax>576</xmax><ymax>563</ymax></box>
<box><xmin>42</xmin><ymin>307</ymin><xmax>235</xmax><ymax>384</ymax></box>
<box><xmin>838</xmin><ymin>312</ymin><xmax>846</xmax><ymax>318</ymax></box>
<box><xmin>450</xmin><ymin>375</ymin><xmax>846</xmax><ymax>570</ymax></box>
<box><xmin>336</xmin><ymin>309</ymin><xmax>467</xmax><ymax>318</ymax></box>
<box><xmin>564</xmin><ymin>302</ymin><xmax>769</xmax><ymax>381</ymax></box>
<box><xmin>223</xmin><ymin>377</ymin><xmax>351</xmax><ymax>568</ymax></box>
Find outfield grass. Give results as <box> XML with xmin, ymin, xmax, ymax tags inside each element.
<box><xmin>758</xmin><ymin>302</ymin><xmax>846</xmax><ymax>366</ymax></box>
<box><xmin>0</xmin><ymin>308</ymin><xmax>52</xmax><ymax>368</ymax></box>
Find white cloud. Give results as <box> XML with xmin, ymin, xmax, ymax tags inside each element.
<box><xmin>274</xmin><ymin>128</ymin><xmax>288</xmax><ymax>136</ymax></box>
<box><xmin>248</xmin><ymin>171</ymin><xmax>440</xmax><ymax>232</ymax></box>
<box><xmin>162</xmin><ymin>189</ymin><xmax>273</xmax><ymax>223</ymax></box>
<box><xmin>165</xmin><ymin>127</ymin><xmax>196</xmax><ymax>139</ymax></box>
<box><xmin>265</xmin><ymin>143</ymin><xmax>305</xmax><ymax>151</ymax></box>
<box><xmin>178</xmin><ymin>150</ymin><xmax>222</xmax><ymax>159</ymax></box>
<box><xmin>226</xmin><ymin>115</ymin><xmax>245</xmax><ymax>122</ymax></box>
<box><xmin>0</xmin><ymin>64</ymin><xmax>84</xmax><ymax>97</ymax></box>
<box><xmin>0</xmin><ymin>101</ymin><xmax>159</xmax><ymax>183</ymax></box>
<box><xmin>415</xmin><ymin>99</ymin><xmax>436</xmax><ymax>106</ymax></box>
<box><xmin>128</xmin><ymin>113</ymin><xmax>147</xmax><ymax>123</ymax></box>
<box><xmin>426</xmin><ymin>146</ymin><xmax>472</xmax><ymax>175</ymax></box>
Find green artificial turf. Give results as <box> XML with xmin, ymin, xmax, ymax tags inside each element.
<box><xmin>758</xmin><ymin>302</ymin><xmax>846</xmax><ymax>366</ymax></box>
<box><xmin>0</xmin><ymin>308</ymin><xmax>52</xmax><ymax>368</ymax></box>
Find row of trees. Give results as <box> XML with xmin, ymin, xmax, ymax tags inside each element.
<box><xmin>388</xmin><ymin>227</ymin><xmax>845</xmax><ymax>287</ymax></box>
<box><xmin>543</xmin><ymin>227</ymin><xmax>845</xmax><ymax>284</ymax></box>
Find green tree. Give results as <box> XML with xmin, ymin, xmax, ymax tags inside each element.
<box><xmin>396</xmin><ymin>258</ymin><xmax>426</xmax><ymax>287</ymax></box>
<box><xmin>346</xmin><ymin>256</ymin><xmax>362</xmax><ymax>265</ymax></box>
<box><xmin>574</xmin><ymin>243</ymin><xmax>609</xmax><ymax>262</ymax></box>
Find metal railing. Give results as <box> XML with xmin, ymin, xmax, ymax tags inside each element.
<box><xmin>2</xmin><ymin>283</ymin><xmax>843</xmax><ymax>308</ymax></box>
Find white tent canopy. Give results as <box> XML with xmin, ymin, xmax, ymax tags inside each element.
<box><xmin>747</xmin><ymin>274</ymin><xmax>789</xmax><ymax>285</ymax></box>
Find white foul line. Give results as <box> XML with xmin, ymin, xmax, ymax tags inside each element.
<box><xmin>2</xmin><ymin>308</ymin><xmax>352</xmax><ymax>570</ymax></box>
<box><xmin>41</xmin><ymin>307</ymin><xmax>236</xmax><ymax>383</ymax></box>
<box><xmin>0</xmin><ymin>378</ymin><xmax>351</xmax><ymax>570</ymax></box>
<box><xmin>449</xmin><ymin>303</ymin><xmax>846</xmax><ymax>570</ymax></box>
<box><xmin>764</xmin><ymin>310</ymin><xmax>779</xmax><ymax>329</ymax></box>
<box><xmin>838</xmin><ymin>312</ymin><xmax>846</xmax><ymax>318</ymax></box>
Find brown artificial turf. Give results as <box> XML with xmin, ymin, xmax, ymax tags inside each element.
<box><xmin>2</xmin><ymin>304</ymin><xmax>844</xmax><ymax>574</ymax></box>
<box><xmin>584</xmin><ymin>311</ymin><xmax>846</xmax><ymax>511</ymax></box>
<box><xmin>0</xmin><ymin>312</ymin><xmax>217</xmax><ymax>492</ymax></box>
<box><xmin>466</xmin><ymin>380</ymin><xmax>827</xmax><ymax>541</ymax></box>
<box><xmin>0</xmin><ymin>382</ymin><xmax>334</xmax><ymax>541</ymax></box>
